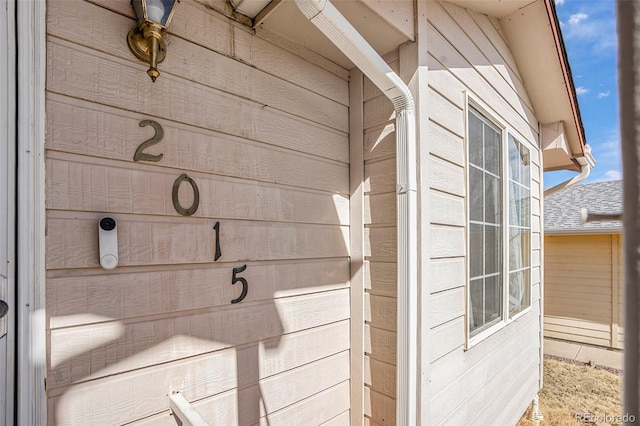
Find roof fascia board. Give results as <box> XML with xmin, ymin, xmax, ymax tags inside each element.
<box><xmin>542</xmin><ymin>0</ymin><xmax>587</xmax><ymax>155</ymax></box>
<box><xmin>545</xmin><ymin>228</ymin><xmax>623</xmax><ymax>235</ymax></box>
<box><xmin>497</xmin><ymin>0</ymin><xmax>588</xmax><ymax>170</ymax></box>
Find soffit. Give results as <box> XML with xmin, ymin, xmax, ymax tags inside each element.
<box><xmin>223</xmin><ymin>0</ymin><xmax>585</xmax><ymax>171</ymax></box>
<box><xmin>253</xmin><ymin>0</ymin><xmax>414</xmax><ymax>69</ymax></box>
<box><xmin>446</xmin><ymin>0</ymin><xmax>536</xmax><ymax>19</ymax></box>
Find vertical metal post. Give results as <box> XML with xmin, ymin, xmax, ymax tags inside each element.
<box><xmin>618</xmin><ymin>0</ymin><xmax>640</xmax><ymax>421</ymax></box>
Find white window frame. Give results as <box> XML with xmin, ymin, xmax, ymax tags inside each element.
<box><xmin>465</xmin><ymin>95</ymin><xmax>533</xmax><ymax>348</ymax></box>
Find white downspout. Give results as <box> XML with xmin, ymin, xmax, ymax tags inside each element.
<box><xmin>544</xmin><ymin>144</ymin><xmax>595</xmax><ymax>197</ymax></box>
<box><xmin>293</xmin><ymin>1</ymin><xmax>418</xmax><ymax>424</ymax></box>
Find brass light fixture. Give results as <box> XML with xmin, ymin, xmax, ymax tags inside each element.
<box><xmin>127</xmin><ymin>0</ymin><xmax>180</xmax><ymax>82</ymax></box>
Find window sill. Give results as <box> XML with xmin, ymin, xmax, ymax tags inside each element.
<box><xmin>466</xmin><ymin>307</ymin><xmax>532</xmax><ymax>350</ymax></box>
<box><xmin>509</xmin><ymin>305</ymin><xmax>532</xmax><ymax>322</ymax></box>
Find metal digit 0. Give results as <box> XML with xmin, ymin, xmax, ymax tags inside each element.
<box><xmin>172</xmin><ymin>174</ymin><xmax>200</xmax><ymax>216</ymax></box>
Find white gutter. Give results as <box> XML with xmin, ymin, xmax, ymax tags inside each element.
<box><xmin>293</xmin><ymin>1</ymin><xmax>418</xmax><ymax>424</ymax></box>
<box><xmin>544</xmin><ymin>144</ymin><xmax>595</xmax><ymax>197</ymax></box>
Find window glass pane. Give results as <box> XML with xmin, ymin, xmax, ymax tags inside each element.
<box><xmin>521</xmin><ymin>153</ymin><xmax>530</xmax><ymax>185</ymax></box>
<box><xmin>469</xmin><ymin>166</ymin><xmax>484</xmax><ymax>222</ymax></box>
<box><xmin>509</xmin><ymin>269</ymin><xmax>530</xmax><ymax>317</ymax></box>
<box><xmin>484</xmin><ymin>275</ymin><xmax>503</xmax><ymax>325</ymax></box>
<box><xmin>508</xmin><ymin>135</ymin><xmax>521</xmax><ymax>182</ymax></box>
<box><xmin>508</xmin><ymin>135</ymin><xmax>530</xmax><ymax>185</ymax></box>
<box><xmin>509</xmin><ymin>228</ymin><xmax>530</xmax><ymax>271</ymax></box>
<box><xmin>468</xmin><ymin>112</ymin><xmax>483</xmax><ymax>168</ymax></box>
<box><xmin>485</xmin><ymin>224</ymin><xmax>501</xmax><ymax>275</ymax></box>
<box><xmin>484</xmin><ymin>123</ymin><xmax>501</xmax><ymax>175</ymax></box>
<box><xmin>469</xmin><ymin>278</ymin><xmax>484</xmax><ymax>332</ymax></box>
<box><xmin>469</xmin><ymin>223</ymin><xmax>483</xmax><ymax>278</ymax></box>
<box><xmin>485</xmin><ymin>174</ymin><xmax>501</xmax><ymax>225</ymax></box>
<box><xmin>509</xmin><ymin>182</ymin><xmax>520</xmax><ymax>226</ymax></box>
<box><xmin>521</xmin><ymin>188</ymin><xmax>530</xmax><ymax>228</ymax></box>
<box><xmin>509</xmin><ymin>184</ymin><xmax>531</xmax><ymax>228</ymax></box>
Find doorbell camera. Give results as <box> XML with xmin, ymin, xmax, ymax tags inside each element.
<box><xmin>98</xmin><ymin>216</ymin><xmax>119</xmax><ymax>270</ymax></box>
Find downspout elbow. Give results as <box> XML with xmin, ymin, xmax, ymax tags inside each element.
<box><xmin>543</xmin><ymin>163</ymin><xmax>591</xmax><ymax>197</ymax></box>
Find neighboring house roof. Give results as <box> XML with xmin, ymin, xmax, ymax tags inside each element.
<box><xmin>544</xmin><ymin>180</ymin><xmax>623</xmax><ymax>234</ymax></box>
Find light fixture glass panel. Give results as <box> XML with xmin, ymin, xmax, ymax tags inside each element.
<box><xmin>146</xmin><ymin>0</ymin><xmax>176</xmax><ymax>25</ymax></box>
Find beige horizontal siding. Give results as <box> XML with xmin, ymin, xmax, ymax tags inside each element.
<box><xmin>544</xmin><ymin>234</ymin><xmax>623</xmax><ymax>349</ymax></box>
<box><xmin>424</xmin><ymin>1</ymin><xmax>542</xmax><ymax>424</ymax></box>
<box><xmin>45</xmin><ymin>0</ymin><xmax>351</xmax><ymax>424</ymax></box>
<box><xmin>363</xmin><ymin>50</ymin><xmax>399</xmax><ymax>426</ymax></box>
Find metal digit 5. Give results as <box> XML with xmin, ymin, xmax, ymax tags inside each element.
<box><xmin>230</xmin><ymin>265</ymin><xmax>248</xmax><ymax>304</ymax></box>
<box><xmin>134</xmin><ymin>120</ymin><xmax>164</xmax><ymax>162</ymax></box>
<box><xmin>172</xmin><ymin>174</ymin><xmax>200</xmax><ymax>216</ymax></box>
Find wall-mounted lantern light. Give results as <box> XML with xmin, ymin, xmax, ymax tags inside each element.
<box><xmin>127</xmin><ymin>0</ymin><xmax>180</xmax><ymax>82</ymax></box>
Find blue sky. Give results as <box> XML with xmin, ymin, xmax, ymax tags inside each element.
<box><xmin>543</xmin><ymin>0</ymin><xmax>620</xmax><ymax>188</ymax></box>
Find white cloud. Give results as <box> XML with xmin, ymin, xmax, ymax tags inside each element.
<box><xmin>561</xmin><ymin>8</ymin><xmax>616</xmax><ymax>54</ymax></box>
<box><xmin>605</xmin><ymin>170</ymin><xmax>622</xmax><ymax>180</ymax></box>
<box><xmin>590</xmin><ymin>170</ymin><xmax>622</xmax><ymax>183</ymax></box>
<box><xmin>555</xmin><ymin>0</ymin><xmax>565</xmax><ymax>5</ymax></box>
<box><xmin>576</xmin><ymin>86</ymin><xmax>589</xmax><ymax>96</ymax></box>
<box><xmin>568</xmin><ymin>12</ymin><xmax>589</xmax><ymax>25</ymax></box>
<box><xmin>597</xmin><ymin>91</ymin><xmax>610</xmax><ymax>99</ymax></box>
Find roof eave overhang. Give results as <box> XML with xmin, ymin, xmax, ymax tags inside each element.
<box><xmin>449</xmin><ymin>0</ymin><xmax>589</xmax><ymax>172</ymax></box>
<box><xmin>502</xmin><ymin>0</ymin><xmax>588</xmax><ymax>172</ymax></box>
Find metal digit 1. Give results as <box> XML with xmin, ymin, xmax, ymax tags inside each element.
<box><xmin>230</xmin><ymin>265</ymin><xmax>248</xmax><ymax>304</ymax></box>
<box><xmin>172</xmin><ymin>174</ymin><xmax>200</xmax><ymax>216</ymax></box>
<box><xmin>213</xmin><ymin>221</ymin><xmax>222</xmax><ymax>261</ymax></box>
<box><xmin>134</xmin><ymin>120</ymin><xmax>164</xmax><ymax>162</ymax></box>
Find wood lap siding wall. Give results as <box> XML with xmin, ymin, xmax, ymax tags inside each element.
<box><xmin>545</xmin><ymin>234</ymin><xmax>624</xmax><ymax>350</ymax></box>
<box><xmin>424</xmin><ymin>2</ymin><xmax>543</xmax><ymax>425</ymax></box>
<box><xmin>45</xmin><ymin>1</ymin><xmax>351</xmax><ymax>424</ymax></box>
<box><xmin>362</xmin><ymin>51</ymin><xmax>400</xmax><ymax>426</ymax></box>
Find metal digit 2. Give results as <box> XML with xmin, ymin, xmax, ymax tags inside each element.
<box><xmin>172</xmin><ymin>174</ymin><xmax>200</xmax><ymax>216</ymax></box>
<box><xmin>134</xmin><ymin>120</ymin><xmax>164</xmax><ymax>162</ymax></box>
<box><xmin>230</xmin><ymin>265</ymin><xmax>248</xmax><ymax>304</ymax></box>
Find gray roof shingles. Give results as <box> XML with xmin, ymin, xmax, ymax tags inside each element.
<box><xmin>544</xmin><ymin>180</ymin><xmax>623</xmax><ymax>233</ymax></box>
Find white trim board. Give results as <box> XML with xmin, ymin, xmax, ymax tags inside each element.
<box><xmin>1</xmin><ymin>1</ymin><xmax>17</xmax><ymax>423</ymax></box>
<box><xmin>16</xmin><ymin>0</ymin><xmax>47</xmax><ymax>423</ymax></box>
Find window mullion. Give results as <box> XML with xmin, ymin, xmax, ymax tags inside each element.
<box><xmin>502</xmin><ymin>129</ymin><xmax>509</xmax><ymax>323</ymax></box>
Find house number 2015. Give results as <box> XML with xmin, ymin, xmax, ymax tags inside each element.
<box><xmin>134</xmin><ymin>119</ymin><xmax>248</xmax><ymax>304</ymax></box>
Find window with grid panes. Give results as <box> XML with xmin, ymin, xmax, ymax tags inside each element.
<box><xmin>467</xmin><ymin>106</ymin><xmax>531</xmax><ymax>339</ymax></box>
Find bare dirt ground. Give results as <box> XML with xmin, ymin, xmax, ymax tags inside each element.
<box><xmin>518</xmin><ymin>356</ymin><xmax>622</xmax><ymax>426</ymax></box>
